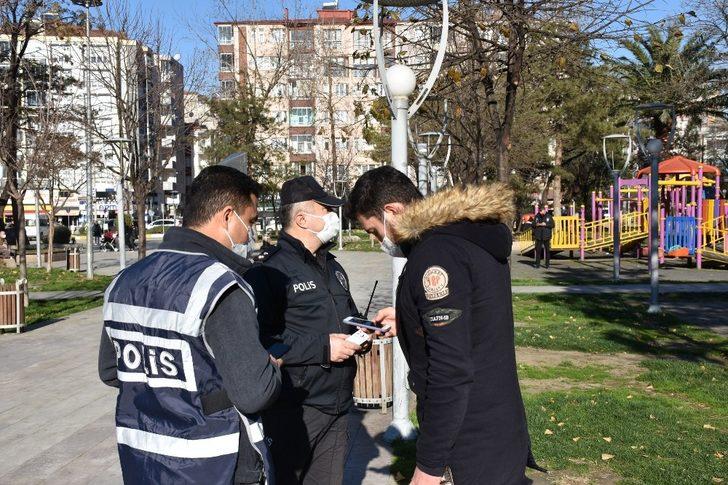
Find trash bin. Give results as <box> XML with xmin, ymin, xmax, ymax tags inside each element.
<box><xmin>66</xmin><ymin>246</ymin><xmax>81</xmax><ymax>272</ymax></box>
<box><xmin>353</xmin><ymin>337</ymin><xmax>393</xmax><ymax>413</ymax></box>
<box><xmin>0</xmin><ymin>279</ymin><xmax>26</xmax><ymax>333</ymax></box>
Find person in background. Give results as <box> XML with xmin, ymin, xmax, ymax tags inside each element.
<box><xmin>532</xmin><ymin>205</ymin><xmax>555</xmax><ymax>269</ymax></box>
<box><xmin>92</xmin><ymin>221</ymin><xmax>102</xmax><ymax>247</ymax></box>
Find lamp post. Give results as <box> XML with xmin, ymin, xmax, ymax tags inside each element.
<box><xmin>104</xmin><ymin>137</ymin><xmax>132</xmax><ymax>271</ymax></box>
<box><xmin>71</xmin><ymin>0</ymin><xmax>103</xmax><ymax>279</ymax></box>
<box><xmin>602</xmin><ymin>134</ymin><xmax>633</xmax><ymax>281</ymax></box>
<box><xmin>634</xmin><ymin>103</ymin><xmax>676</xmax><ymax>314</ymax></box>
<box><xmin>367</xmin><ymin>0</ymin><xmax>449</xmax><ymax>443</ymax></box>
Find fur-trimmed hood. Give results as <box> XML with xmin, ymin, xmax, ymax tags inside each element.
<box><xmin>393</xmin><ymin>183</ymin><xmax>515</xmax><ymax>241</ymax></box>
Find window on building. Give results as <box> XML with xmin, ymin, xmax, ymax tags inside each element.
<box><xmin>290</xmin><ymin>29</ymin><xmax>313</xmax><ymax>50</ymax></box>
<box><xmin>271</xmin><ymin>83</ymin><xmax>286</xmax><ymax>98</ymax></box>
<box><xmin>334</xmin><ymin>83</ymin><xmax>348</xmax><ymax>96</ymax></box>
<box><xmin>270</xmin><ymin>137</ymin><xmax>287</xmax><ymax>150</ymax></box>
<box><xmin>353</xmin><ymin>30</ymin><xmax>371</xmax><ymax>50</ymax></box>
<box><xmin>272</xmin><ymin>110</ymin><xmax>287</xmax><ymax>123</ymax></box>
<box><xmin>220</xmin><ymin>53</ymin><xmax>234</xmax><ymax>72</ymax></box>
<box><xmin>327</xmin><ymin>57</ymin><xmax>347</xmax><ymax>78</ymax></box>
<box><xmin>271</xmin><ymin>28</ymin><xmax>285</xmax><ymax>44</ymax></box>
<box><xmin>336</xmin><ymin>164</ymin><xmax>348</xmax><ymax>181</ymax></box>
<box><xmin>289</xmin><ymin>81</ymin><xmax>311</xmax><ymax>99</ymax></box>
<box><xmin>323</xmin><ymin>29</ymin><xmax>342</xmax><ymax>50</ymax></box>
<box><xmin>299</xmin><ymin>163</ymin><xmax>310</xmax><ymax>175</ymax></box>
<box><xmin>25</xmin><ymin>90</ymin><xmax>45</xmax><ymax>107</ymax></box>
<box><xmin>334</xmin><ymin>110</ymin><xmax>350</xmax><ymax>123</ymax></box>
<box><xmin>218</xmin><ymin>25</ymin><xmax>234</xmax><ymax>45</ymax></box>
<box><xmin>220</xmin><ymin>79</ymin><xmax>236</xmax><ymax>96</ymax></box>
<box><xmin>289</xmin><ymin>54</ymin><xmax>313</xmax><ymax>78</ymax></box>
<box><xmin>0</xmin><ymin>41</ymin><xmax>10</xmax><ymax>59</ymax></box>
<box><xmin>257</xmin><ymin>56</ymin><xmax>281</xmax><ymax>71</ymax></box>
<box><xmin>290</xmin><ymin>135</ymin><xmax>313</xmax><ymax>154</ymax></box>
<box><xmin>352</xmin><ymin>57</ymin><xmax>375</xmax><ymax>78</ymax></box>
<box><xmin>290</xmin><ymin>107</ymin><xmax>314</xmax><ymax>126</ymax></box>
<box><xmin>335</xmin><ymin>138</ymin><xmax>348</xmax><ymax>150</ymax></box>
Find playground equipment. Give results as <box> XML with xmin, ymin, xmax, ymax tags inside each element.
<box><xmin>518</xmin><ymin>156</ymin><xmax>727</xmax><ymax>268</ymax></box>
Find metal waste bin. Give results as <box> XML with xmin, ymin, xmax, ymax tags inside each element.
<box><xmin>353</xmin><ymin>337</ymin><xmax>393</xmax><ymax>413</ymax></box>
<box><xmin>66</xmin><ymin>246</ymin><xmax>81</xmax><ymax>272</ymax></box>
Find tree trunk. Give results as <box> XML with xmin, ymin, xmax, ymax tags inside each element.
<box><xmin>16</xmin><ymin>199</ymin><xmax>27</xmax><ymax>282</ymax></box>
<box><xmin>46</xmin><ymin>212</ymin><xmax>55</xmax><ymax>273</ymax></box>
<box><xmin>553</xmin><ymin>136</ymin><xmax>563</xmax><ymax>215</ymax></box>
<box><xmin>135</xmin><ymin>190</ymin><xmax>147</xmax><ymax>259</ymax></box>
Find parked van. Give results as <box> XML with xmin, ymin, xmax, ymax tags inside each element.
<box><xmin>25</xmin><ymin>213</ymin><xmax>50</xmax><ymax>242</ymax></box>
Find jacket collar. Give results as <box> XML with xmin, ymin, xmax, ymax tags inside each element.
<box><xmin>393</xmin><ymin>183</ymin><xmax>515</xmax><ymax>243</ymax></box>
<box><xmin>278</xmin><ymin>230</ymin><xmax>335</xmax><ymax>267</ymax></box>
<box><xmin>159</xmin><ymin>226</ymin><xmax>252</xmax><ymax>275</ymax></box>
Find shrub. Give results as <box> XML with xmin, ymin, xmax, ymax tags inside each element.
<box><xmin>53</xmin><ymin>225</ymin><xmax>72</xmax><ymax>244</ymax></box>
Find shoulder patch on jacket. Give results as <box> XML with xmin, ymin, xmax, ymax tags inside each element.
<box><xmin>422</xmin><ymin>265</ymin><xmax>449</xmax><ymax>301</ymax></box>
<box><xmin>423</xmin><ymin>308</ymin><xmax>462</xmax><ymax>327</ymax></box>
<box><xmin>335</xmin><ymin>270</ymin><xmax>348</xmax><ymax>290</ymax></box>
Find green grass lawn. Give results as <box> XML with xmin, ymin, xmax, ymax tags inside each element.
<box><xmin>26</xmin><ymin>297</ymin><xmax>104</xmax><ymax>326</ymax></box>
<box><xmin>512</xmin><ymin>294</ymin><xmax>727</xmax><ymax>361</ymax></box>
<box><xmin>391</xmin><ymin>293</ymin><xmax>727</xmax><ymax>484</ymax></box>
<box><xmin>0</xmin><ymin>268</ymin><xmax>113</xmax><ymax>292</ymax></box>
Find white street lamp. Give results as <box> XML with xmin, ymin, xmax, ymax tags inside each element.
<box><xmin>104</xmin><ymin>137</ymin><xmax>133</xmax><ymax>271</ymax></box>
<box><xmin>366</xmin><ymin>0</ymin><xmax>448</xmax><ymax>443</ymax></box>
<box><xmin>71</xmin><ymin>0</ymin><xmax>103</xmax><ymax>279</ymax></box>
<box><xmin>602</xmin><ymin>133</ymin><xmax>633</xmax><ymax>282</ymax></box>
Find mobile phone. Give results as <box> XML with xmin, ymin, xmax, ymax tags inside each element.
<box><xmin>343</xmin><ymin>316</ymin><xmax>390</xmax><ymax>333</ymax></box>
<box><xmin>267</xmin><ymin>343</ymin><xmax>291</xmax><ymax>359</ymax></box>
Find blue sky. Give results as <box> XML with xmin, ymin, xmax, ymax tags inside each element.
<box><xmin>119</xmin><ymin>0</ymin><xmax>687</xmax><ymax>91</ymax></box>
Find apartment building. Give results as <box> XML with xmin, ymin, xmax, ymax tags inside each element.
<box><xmin>0</xmin><ymin>21</ymin><xmax>185</xmax><ymax>225</ymax></box>
<box><xmin>215</xmin><ymin>4</ymin><xmax>406</xmax><ymax>194</ymax></box>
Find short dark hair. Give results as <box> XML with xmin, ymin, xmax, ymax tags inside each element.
<box><xmin>346</xmin><ymin>166</ymin><xmax>423</xmax><ymax>219</ymax></box>
<box><xmin>279</xmin><ymin>202</ymin><xmax>304</xmax><ymax>229</ymax></box>
<box><xmin>183</xmin><ymin>165</ymin><xmax>261</xmax><ymax>227</ymax></box>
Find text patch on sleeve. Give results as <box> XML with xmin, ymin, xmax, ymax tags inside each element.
<box><xmin>423</xmin><ymin>308</ymin><xmax>462</xmax><ymax>328</ymax></box>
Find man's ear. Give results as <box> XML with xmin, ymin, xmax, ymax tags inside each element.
<box><xmin>383</xmin><ymin>202</ymin><xmax>405</xmax><ymax>215</ymax></box>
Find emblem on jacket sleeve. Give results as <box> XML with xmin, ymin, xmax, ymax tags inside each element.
<box><xmin>335</xmin><ymin>270</ymin><xmax>348</xmax><ymax>291</ymax></box>
<box><xmin>422</xmin><ymin>266</ymin><xmax>449</xmax><ymax>301</ymax></box>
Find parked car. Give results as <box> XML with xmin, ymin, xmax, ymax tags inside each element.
<box><xmin>25</xmin><ymin>214</ymin><xmax>50</xmax><ymax>242</ymax></box>
<box><xmin>146</xmin><ymin>219</ymin><xmax>178</xmax><ymax>230</ymax></box>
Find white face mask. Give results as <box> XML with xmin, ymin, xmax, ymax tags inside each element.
<box><xmin>224</xmin><ymin>211</ymin><xmax>255</xmax><ymax>259</ymax></box>
<box><xmin>380</xmin><ymin>211</ymin><xmax>404</xmax><ymax>257</ymax></box>
<box><xmin>303</xmin><ymin>211</ymin><xmax>340</xmax><ymax>244</ymax></box>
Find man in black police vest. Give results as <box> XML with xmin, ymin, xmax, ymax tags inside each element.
<box><xmin>347</xmin><ymin>167</ymin><xmax>541</xmax><ymax>485</ymax></box>
<box><xmin>98</xmin><ymin>166</ymin><xmax>281</xmax><ymax>485</ymax></box>
<box><xmin>245</xmin><ymin>176</ymin><xmax>365</xmax><ymax>485</ymax></box>
<box><xmin>532</xmin><ymin>204</ymin><xmax>555</xmax><ymax>268</ymax></box>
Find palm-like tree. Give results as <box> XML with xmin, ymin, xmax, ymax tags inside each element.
<box><xmin>609</xmin><ymin>25</ymin><xmax>727</xmax><ymax>142</ymax></box>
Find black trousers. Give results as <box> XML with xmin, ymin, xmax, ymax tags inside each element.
<box><xmin>534</xmin><ymin>239</ymin><xmax>551</xmax><ymax>267</ymax></box>
<box><xmin>263</xmin><ymin>405</ymin><xmax>349</xmax><ymax>485</ymax></box>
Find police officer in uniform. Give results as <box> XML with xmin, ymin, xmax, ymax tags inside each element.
<box><xmin>245</xmin><ymin>176</ymin><xmax>366</xmax><ymax>485</ymax></box>
<box><xmin>533</xmin><ymin>204</ymin><xmax>555</xmax><ymax>268</ymax></box>
<box><xmin>98</xmin><ymin>166</ymin><xmax>282</xmax><ymax>485</ymax></box>
<box><xmin>347</xmin><ymin>167</ymin><xmax>541</xmax><ymax>485</ymax></box>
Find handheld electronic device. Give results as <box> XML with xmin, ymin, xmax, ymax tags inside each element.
<box><xmin>346</xmin><ymin>329</ymin><xmax>370</xmax><ymax>345</ymax></box>
<box><xmin>267</xmin><ymin>343</ymin><xmax>291</xmax><ymax>359</ymax></box>
<box><xmin>342</xmin><ymin>316</ymin><xmax>390</xmax><ymax>333</ymax></box>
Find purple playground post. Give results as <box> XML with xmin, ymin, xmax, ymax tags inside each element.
<box><xmin>580</xmin><ymin>205</ymin><xmax>586</xmax><ymax>261</ymax></box>
<box><xmin>660</xmin><ymin>207</ymin><xmax>666</xmax><ymax>264</ymax></box>
<box><xmin>697</xmin><ymin>166</ymin><xmax>704</xmax><ymax>269</ymax></box>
